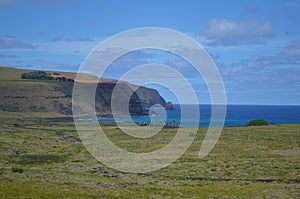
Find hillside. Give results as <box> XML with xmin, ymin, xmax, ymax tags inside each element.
<box><xmin>0</xmin><ymin>66</ymin><xmax>166</xmax><ymax>116</ymax></box>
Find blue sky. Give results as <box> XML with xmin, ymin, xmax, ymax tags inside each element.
<box><xmin>0</xmin><ymin>0</ymin><xmax>300</xmax><ymax>105</ymax></box>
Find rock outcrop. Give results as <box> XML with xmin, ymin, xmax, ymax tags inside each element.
<box><xmin>0</xmin><ymin>67</ymin><xmax>166</xmax><ymax>116</ymax></box>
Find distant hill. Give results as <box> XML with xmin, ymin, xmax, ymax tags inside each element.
<box><xmin>0</xmin><ymin>66</ymin><xmax>166</xmax><ymax>116</ymax></box>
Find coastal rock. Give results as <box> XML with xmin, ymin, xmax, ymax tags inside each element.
<box><xmin>166</xmin><ymin>101</ymin><xmax>174</xmax><ymax>110</ymax></box>
<box><xmin>0</xmin><ymin>67</ymin><xmax>167</xmax><ymax>116</ymax></box>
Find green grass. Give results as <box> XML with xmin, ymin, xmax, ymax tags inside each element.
<box><xmin>0</xmin><ymin>66</ymin><xmax>25</xmax><ymax>81</ymax></box>
<box><xmin>0</xmin><ymin>113</ymin><xmax>299</xmax><ymax>198</ymax></box>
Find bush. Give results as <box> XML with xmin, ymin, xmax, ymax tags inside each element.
<box><xmin>39</xmin><ymin>106</ymin><xmax>47</xmax><ymax>112</ymax></box>
<box><xmin>0</xmin><ymin>103</ymin><xmax>20</xmax><ymax>112</ymax></box>
<box><xmin>247</xmin><ymin>119</ymin><xmax>269</xmax><ymax>126</ymax></box>
<box><xmin>29</xmin><ymin>105</ymin><xmax>38</xmax><ymax>112</ymax></box>
<box><xmin>28</xmin><ymin>105</ymin><xmax>47</xmax><ymax>112</ymax></box>
<box><xmin>21</xmin><ymin>71</ymin><xmax>73</xmax><ymax>82</ymax></box>
<box><xmin>21</xmin><ymin>71</ymin><xmax>49</xmax><ymax>80</ymax></box>
<box><xmin>11</xmin><ymin>167</ymin><xmax>24</xmax><ymax>173</ymax></box>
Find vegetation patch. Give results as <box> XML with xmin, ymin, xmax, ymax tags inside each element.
<box><xmin>0</xmin><ymin>103</ymin><xmax>20</xmax><ymax>112</ymax></box>
<box><xmin>28</xmin><ymin>105</ymin><xmax>47</xmax><ymax>112</ymax></box>
<box><xmin>247</xmin><ymin>119</ymin><xmax>269</xmax><ymax>126</ymax></box>
<box><xmin>19</xmin><ymin>154</ymin><xmax>67</xmax><ymax>164</ymax></box>
<box><xmin>11</xmin><ymin>167</ymin><xmax>24</xmax><ymax>173</ymax></box>
<box><xmin>21</xmin><ymin>71</ymin><xmax>74</xmax><ymax>82</ymax></box>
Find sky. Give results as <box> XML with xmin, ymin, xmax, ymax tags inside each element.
<box><xmin>0</xmin><ymin>0</ymin><xmax>300</xmax><ymax>105</ymax></box>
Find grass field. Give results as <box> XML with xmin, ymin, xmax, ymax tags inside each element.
<box><xmin>0</xmin><ymin>111</ymin><xmax>299</xmax><ymax>198</ymax></box>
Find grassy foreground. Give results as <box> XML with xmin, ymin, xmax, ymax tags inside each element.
<box><xmin>0</xmin><ymin>112</ymin><xmax>299</xmax><ymax>198</ymax></box>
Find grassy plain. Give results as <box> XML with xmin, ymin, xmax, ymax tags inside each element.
<box><xmin>0</xmin><ymin>111</ymin><xmax>299</xmax><ymax>198</ymax></box>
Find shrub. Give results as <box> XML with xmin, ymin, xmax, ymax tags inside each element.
<box><xmin>11</xmin><ymin>167</ymin><xmax>24</xmax><ymax>173</ymax></box>
<box><xmin>21</xmin><ymin>71</ymin><xmax>49</xmax><ymax>80</ymax></box>
<box><xmin>28</xmin><ymin>105</ymin><xmax>47</xmax><ymax>112</ymax></box>
<box><xmin>39</xmin><ymin>106</ymin><xmax>47</xmax><ymax>112</ymax></box>
<box><xmin>21</xmin><ymin>71</ymin><xmax>73</xmax><ymax>82</ymax></box>
<box><xmin>247</xmin><ymin>119</ymin><xmax>269</xmax><ymax>126</ymax></box>
<box><xmin>0</xmin><ymin>103</ymin><xmax>20</xmax><ymax>112</ymax></box>
<box><xmin>29</xmin><ymin>105</ymin><xmax>38</xmax><ymax>112</ymax></box>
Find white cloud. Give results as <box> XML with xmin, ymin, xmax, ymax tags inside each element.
<box><xmin>0</xmin><ymin>53</ymin><xmax>17</xmax><ymax>58</ymax></box>
<box><xmin>283</xmin><ymin>40</ymin><xmax>300</xmax><ymax>57</ymax></box>
<box><xmin>219</xmin><ymin>47</ymin><xmax>300</xmax><ymax>94</ymax></box>
<box><xmin>51</xmin><ymin>37</ymin><xmax>94</xmax><ymax>42</ymax></box>
<box><xmin>39</xmin><ymin>60</ymin><xmax>79</xmax><ymax>72</ymax></box>
<box><xmin>36</xmin><ymin>40</ymin><xmax>96</xmax><ymax>55</ymax></box>
<box><xmin>216</xmin><ymin>39</ymin><xmax>300</xmax><ymax>102</ymax></box>
<box><xmin>200</xmin><ymin>18</ymin><xmax>274</xmax><ymax>46</ymax></box>
<box><xmin>0</xmin><ymin>36</ymin><xmax>37</xmax><ymax>49</ymax></box>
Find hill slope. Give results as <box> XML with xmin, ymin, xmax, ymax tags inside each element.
<box><xmin>0</xmin><ymin>66</ymin><xmax>166</xmax><ymax>116</ymax></box>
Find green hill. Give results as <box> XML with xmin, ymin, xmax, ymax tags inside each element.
<box><xmin>0</xmin><ymin>66</ymin><xmax>166</xmax><ymax>116</ymax></box>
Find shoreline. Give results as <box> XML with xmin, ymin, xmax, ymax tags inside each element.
<box><xmin>17</xmin><ymin>115</ymin><xmax>300</xmax><ymax>129</ymax></box>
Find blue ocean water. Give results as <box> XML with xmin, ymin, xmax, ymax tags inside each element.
<box><xmin>98</xmin><ymin>104</ymin><xmax>300</xmax><ymax>128</ymax></box>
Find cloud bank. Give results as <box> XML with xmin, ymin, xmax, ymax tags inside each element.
<box><xmin>200</xmin><ymin>18</ymin><xmax>274</xmax><ymax>46</ymax></box>
<box><xmin>0</xmin><ymin>36</ymin><xmax>36</xmax><ymax>49</ymax></box>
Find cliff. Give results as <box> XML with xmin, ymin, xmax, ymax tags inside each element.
<box><xmin>0</xmin><ymin>67</ymin><xmax>166</xmax><ymax>116</ymax></box>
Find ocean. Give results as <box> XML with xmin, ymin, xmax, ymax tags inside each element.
<box><xmin>98</xmin><ymin>104</ymin><xmax>300</xmax><ymax>128</ymax></box>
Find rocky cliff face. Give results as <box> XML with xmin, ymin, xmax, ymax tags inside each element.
<box><xmin>94</xmin><ymin>82</ymin><xmax>166</xmax><ymax>116</ymax></box>
<box><xmin>0</xmin><ymin>67</ymin><xmax>166</xmax><ymax>116</ymax></box>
